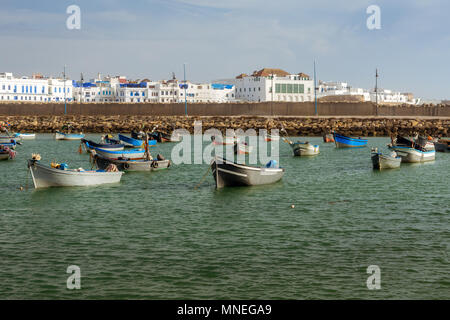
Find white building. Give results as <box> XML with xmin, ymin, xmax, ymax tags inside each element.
<box><xmin>219</xmin><ymin>68</ymin><xmax>315</xmax><ymax>102</ymax></box>
<box><xmin>370</xmin><ymin>89</ymin><xmax>419</xmax><ymax>105</ymax></box>
<box><xmin>48</xmin><ymin>78</ymin><xmax>73</xmax><ymax>102</ymax></box>
<box><xmin>147</xmin><ymin>80</ymin><xmax>235</xmax><ymax>104</ymax></box>
<box><xmin>318</xmin><ymin>81</ymin><xmax>371</xmax><ymax>101</ymax></box>
<box><xmin>318</xmin><ymin>80</ymin><xmax>419</xmax><ymax>105</ymax></box>
<box><xmin>0</xmin><ymin>72</ymin><xmax>73</xmax><ymax>103</ymax></box>
<box><xmin>72</xmin><ymin>74</ymin><xmax>236</xmax><ymax>104</ymax></box>
<box><xmin>0</xmin><ymin>72</ymin><xmax>50</xmax><ymax>102</ymax></box>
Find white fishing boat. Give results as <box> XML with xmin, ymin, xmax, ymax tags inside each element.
<box><xmin>211</xmin><ymin>157</ymin><xmax>284</xmax><ymax>189</ymax></box>
<box><xmin>0</xmin><ymin>146</ymin><xmax>16</xmax><ymax>160</ymax></box>
<box><xmin>14</xmin><ymin>133</ymin><xmax>36</xmax><ymax>140</ymax></box>
<box><xmin>388</xmin><ymin>146</ymin><xmax>435</xmax><ymax>163</ymax></box>
<box><xmin>371</xmin><ymin>148</ymin><xmax>401</xmax><ymax>169</ymax></box>
<box><xmin>291</xmin><ymin>141</ymin><xmax>320</xmax><ymax>156</ymax></box>
<box><xmin>281</xmin><ymin>135</ymin><xmax>319</xmax><ymax>156</ymax></box>
<box><xmin>55</xmin><ymin>131</ymin><xmax>85</xmax><ymax>140</ymax></box>
<box><xmin>389</xmin><ymin>135</ymin><xmax>436</xmax><ymax>163</ymax></box>
<box><xmin>27</xmin><ymin>155</ymin><xmax>123</xmax><ymax>189</ymax></box>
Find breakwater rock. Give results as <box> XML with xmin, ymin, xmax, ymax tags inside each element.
<box><xmin>2</xmin><ymin>115</ymin><xmax>449</xmax><ymax>137</ymax></box>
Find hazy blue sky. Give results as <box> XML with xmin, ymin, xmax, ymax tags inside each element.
<box><xmin>0</xmin><ymin>0</ymin><xmax>449</xmax><ymax>99</ymax></box>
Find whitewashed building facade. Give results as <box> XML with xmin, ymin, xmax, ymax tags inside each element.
<box><xmin>0</xmin><ymin>72</ymin><xmax>73</xmax><ymax>103</ymax></box>
<box><xmin>318</xmin><ymin>81</ymin><xmax>420</xmax><ymax>105</ymax></box>
<box><xmin>219</xmin><ymin>68</ymin><xmax>315</xmax><ymax>102</ymax></box>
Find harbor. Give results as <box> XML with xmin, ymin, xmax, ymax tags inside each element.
<box><xmin>0</xmin><ymin>131</ymin><xmax>449</xmax><ymax>299</ymax></box>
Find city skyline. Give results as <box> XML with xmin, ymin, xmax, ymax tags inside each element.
<box><xmin>0</xmin><ymin>0</ymin><xmax>449</xmax><ymax>100</ymax></box>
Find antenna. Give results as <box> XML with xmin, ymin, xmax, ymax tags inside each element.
<box><xmin>375</xmin><ymin>68</ymin><xmax>379</xmax><ymax>116</ymax></box>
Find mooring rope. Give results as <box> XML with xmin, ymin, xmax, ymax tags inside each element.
<box><xmin>194</xmin><ymin>165</ymin><xmax>211</xmax><ymax>190</ymax></box>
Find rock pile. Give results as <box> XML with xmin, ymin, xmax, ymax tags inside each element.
<box><xmin>2</xmin><ymin>115</ymin><xmax>449</xmax><ymax>137</ymax></box>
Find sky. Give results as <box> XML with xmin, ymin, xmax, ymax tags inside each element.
<box><xmin>0</xmin><ymin>0</ymin><xmax>449</xmax><ymax>100</ymax></box>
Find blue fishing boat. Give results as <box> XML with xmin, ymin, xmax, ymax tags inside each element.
<box><xmin>0</xmin><ymin>139</ymin><xmax>18</xmax><ymax>150</ymax></box>
<box><xmin>103</xmin><ymin>134</ymin><xmax>121</xmax><ymax>145</ymax></box>
<box><xmin>118</xmin><ymin>133</ymin><xmax>156</xmax><ymax>148</ymax></box>
<box><xmin>55</xmin><ymin>131</ymin><xmax>85</xmax><ymax>140</ymax></box>
<box><xmin>81</xmin><ymin>139</ymin><xmax>124</xmax><ymax>152</ymax></box>
<box><xmin>92</xmin><ymin>147</ymin><xmax>146</xmax><ymax>160</ymax></box>
<box><xmin>333</xmin><ymin>132</ymin><xmax>368</xmax><ymax>148</ymax></box>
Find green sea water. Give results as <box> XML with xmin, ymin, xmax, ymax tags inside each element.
<box><xmin>0</xmin><ymin>134</ymin><xmax>448</xmax><ymax>299</ymax></box>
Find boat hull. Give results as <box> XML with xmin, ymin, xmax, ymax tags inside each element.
<box><xmin>149</xmin><ymin>131</ymin><xmax>180</xmax><ymax>143</ymax></box>
<box><xmin>82</xmin><ymin>139</ymin><xmax>124</xmax><ymax>152</ymax></box>
<box><xmin>0</xmin><ymin>142</ymin><xmax>16</xmax><ymax>150</ymax></box>
<box><xmin>389</xmin><ymin>146</ymin><xmax>435</xmax><ymax>163</ymax></box>
<box><xmin>0</xmin><ymin>137</ymin><xmax>16</xmax><ymax>144</ymax></box>
<box><xmin>371</xmin><ymin>153</ymin><xmax>401</xmax><ymax>169</ymax></box>
<box><xmin>211</xmin><ymin>157</ymin><xmax>284</xmax><ymax>189</ymax></box>
<box><xmin>118</xmin><ymin>134</ymin><xmax>147</xmax><ymax>148</ymax></box>
<box><xmin>323</xmin><ymin>134</ymin><xmax>335</xmax><ymax>143</ymax></box>
<box><xmin>0</xmin><ymin>153</ymin><xmax>10</xmax><ymax>160</ymax></box>
<box><xmin>94</xmin><ymin>147</ymin><xmax>145</xmax><ymax>160</ymax></box>
<box><xmin>28</xmin><ymin>160</ymin><xmax>123</xmax><ymax>189</ymax></box>
<box><xmin>434</xmin><ymin>140</ymin><xmax>450</xmax><ymax>153</ymax></box>
<box><xmin>333</xmin><ymin>133</ymin><xmax>368</xmax><ymax>148</ymax></box>
<box><xmin>55</xmin><ymin>132</ymin><xmax>85</xmax><ymax>140</ymax></box>
<box><xmin>94</xmin><ymin>154</ymin><xmax>171</xmax><ymax>172</ymax></box>
<box><xmin>15</xmin><ymin>133</ymin><xmax>35</xmax><ymax>140</ymax></box>
<box><xmin>292</xmin><ymin>143</ymin><xmax>319</xmax><ymax>156</ymax></box>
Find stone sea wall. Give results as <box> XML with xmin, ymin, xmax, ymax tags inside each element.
<box><xmin>2</xmin><ymin>115</ymin><xmax>449</xmax><ymax>137</ymax></box>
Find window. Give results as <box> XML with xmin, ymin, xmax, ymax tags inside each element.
<box><xmin>287</xmin><ymin>84</ymin><xmax>293</xmax><ymax>94</ymax></box>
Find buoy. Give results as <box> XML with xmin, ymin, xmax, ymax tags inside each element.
<box><xmin>19</xmin><ymin>186</ymin><xmax>24</xmax><ymax>191</ymax></box>
<box><xmin>291</xmin><ymin>204</ymin><xmax>295</xmax><ymax>209</ymax></box>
